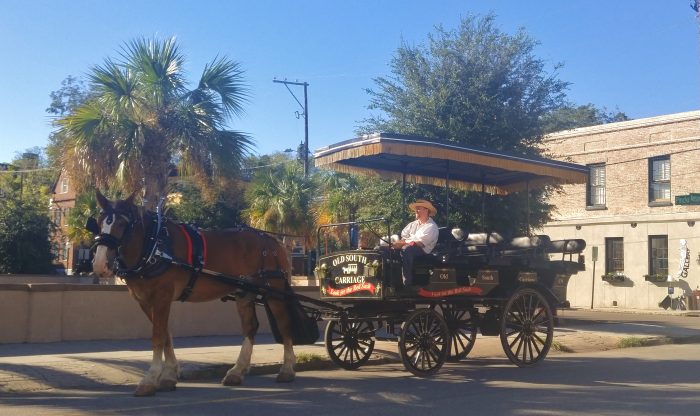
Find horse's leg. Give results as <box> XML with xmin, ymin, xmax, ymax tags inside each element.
<box><xmin>266</xmin><ymin>296</ymin><xmax>296</xmax><ymax>383</ymax></box>
<box><xmin>158</xmin><ymin>333</ymin><xmax>179</xmax><ymax>392</ymax></box>
<box><xmin>135</xmin><ymin>295</ymin><xmax>175</xmax><ymax>396</ymax></box>
<box><xmin>222</xmin><ymin>293</ymin><xmax>258</xmax><ymax>386</ymax></box>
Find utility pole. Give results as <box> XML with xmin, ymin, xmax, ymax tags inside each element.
<box><xmin>273</xmin><ymin>79</ymin><xmax>309</xmax><ymax>176</ymax></box>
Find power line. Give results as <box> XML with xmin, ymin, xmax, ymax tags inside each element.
<box><xmin>0</xmin><ymin>167</ymin><xmax>53</xmax><ymax>174</ymax></box>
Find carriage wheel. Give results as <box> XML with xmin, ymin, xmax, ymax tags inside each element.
<box><xmin>437</xmin><ymin>304</ymin><xmax>478</xmax><ymax>362</ymax></box>
<box><xmin>500</xmin><ymin>287</ymin><xmax>553</xmax><ymax>367</ymax></box>
<box><xmin>399</xmin><ymin>308</ymin><xmax>450</xmax><ymax>377</ymax></box>
<box><xmin>325</xmin><ymin>320</ymin><xmax>375</xmax><ymax>370</ymax></box>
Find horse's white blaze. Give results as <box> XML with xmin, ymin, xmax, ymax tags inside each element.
<box><xmin>92</xmin><ymin>215</ymin><xmax>113</xmax><ymax>277</ymax></box>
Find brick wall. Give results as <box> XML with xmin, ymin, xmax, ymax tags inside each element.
<box><xmin>542</xmin><ymin>111</ymin><xmax>700</xmax><ymax>310</ymax></box>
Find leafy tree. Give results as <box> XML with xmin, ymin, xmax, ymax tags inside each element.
<box><xmin>362</xmin><ymin>14</ymin><xmax>569</xmax><ymax>154</ymax></box>
<box><xmin>64</xmin><ymin>191</ymin><xmax>99</xmax><ymax>246</ymax></box>
<box><xmin>317</xmin><ymin>172</ymin><xmax>406</xmax><ymax>230</ymax></box>
<box><xmin>0</xmin><ymin>151</ymin><xmax>56</xmax><ymax>273</ymax></box>
<box><xmin>0</xmin><ymin>199</ymin><xmax>54</xmax><ymax>274</ymax></box>
<box><xmin>166</xmin><ymin>180</ymin><xmax>243</xmax><ymax>229</ymax></box>
<box><xmin>56</xmin><ymin>37</ymin><xmax>253</xmax><ymax>209</ymax></box>
<box><xmin>244</xmin><ymin>160</ymin><xmax>317</xmax><ymax>248</ymax></box>
<box><xmin>0</xmin><ymin>150</ymin><xmax>54</xmax><ymax>206</ymax></box>
<box><xmin>45</xmin><ymin>76</ymin><xmax>92</xmax><ymax>171</ymax></box>
<box><xmin>356</xmin><ymin>14</ymin><xmax>582</xmax><ymax>232</ymax></box>
<box><xmin>541</xmin><ymin>103</ymin><xmax>629</xmax><ymax>134</ymax></box>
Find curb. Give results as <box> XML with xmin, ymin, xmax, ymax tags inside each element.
<box><xmin>180</xmin><ymin>334</ymin><xmax>700</xmax><ymax>381</ymax></box>
<box><xmin>180</xmin><ymin>355</ymin><xmax>398</xmax><ymax>381</ymax></box>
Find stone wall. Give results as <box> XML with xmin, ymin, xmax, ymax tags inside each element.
<box><xmin>0</xmin><ymin>281</ymin><xmax>320</xmax><ymax>344</ymax></box>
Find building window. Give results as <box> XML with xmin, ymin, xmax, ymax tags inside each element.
<box><xmin>587</xmin><ymin>164</ymin><xmax>606</xmax><ymax>207</ymax></box>
<box><xmin>649</xmin><ymin>235</ymin><xmax>668</xmax><ymax>277</ymax></box>
<box><xmin>53</xmin><ymin>208</ymin><xmax>62</xmax><ymax>227</ymax></box>
<box><xmin>605</xmin><ymin>237</ymin><xmax>624</xmax><ymax>274</ymax></box>
<box><xmin>60</xmin><ymin>178</ymin><xmax>69</xmax><ymax>194</ymax></box>
<box><xmin>63</xmin><ymin>242</ymin><xmax>70</xmax><ymax>261</ymax></box>
<box><xmin>63</xmin><ymin>208</ymin><xmax>70</xmax><ymax>226</ymax></box>
<box><xmin>51</xmin><ymin>243</ymin><xmax>60</xmax><ymax>260</ymax></box>
<box><xmin>649</xmin><ymin>156</ymin><xmax>670</xmax><ymax>203</ymax></box>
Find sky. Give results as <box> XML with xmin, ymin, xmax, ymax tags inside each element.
<box><xmin>0</xmin><ymin>0</ymin><xmax>698</xmax><ymax>164</ymax></box>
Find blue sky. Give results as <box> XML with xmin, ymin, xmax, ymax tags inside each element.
<box><xmin>0</xmin><ymin>0</ymin><xmax>698</xmax><ymax>164</ymax></box>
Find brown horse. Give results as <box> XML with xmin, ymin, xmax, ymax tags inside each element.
<box><xmin>90</xmin><ymin>191</ymin><xmax>297</xmax><ymax>396</ymax></box>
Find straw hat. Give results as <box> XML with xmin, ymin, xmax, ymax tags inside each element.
<box><xmin>408</xmin><ymin>199</ymin><xmax>437</xmax><ymax>216</ymax></box>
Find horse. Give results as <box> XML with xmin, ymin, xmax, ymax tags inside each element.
<box><xmin>89</xmin><ymin>190</ymin><xmax>298</xmax><ymax>396</ymax></box>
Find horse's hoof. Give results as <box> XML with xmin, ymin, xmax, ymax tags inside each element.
<box><xmin>222</xmin><ymin>373</ymin><xmax>243</xmax><ymax>386</ymax></box>
<box><xmin>134</xmin><ymin>383</ymin><xmax>157</xmax><ymax>397</ymax></box>
<box><xmin>157</xmin><ymin>380</ymin><xmax>177</xmax><ymax>392</ymax></box>
<box><xmin>276</xmin><ymin>372</ymin><xmax>295</xmax><ymax>383</ymax></box>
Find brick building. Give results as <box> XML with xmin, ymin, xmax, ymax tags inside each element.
<box><xmin>542</xmin><ymin>110</ymin><xmax>700</xmax><ymax>310</ymax></box>
<box><xmin>49</xmin><ymin>170</ymin><xmax>91</xmax><ymax>275</ymax></box>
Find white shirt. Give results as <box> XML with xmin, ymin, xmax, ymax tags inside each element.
<box><xmin>401</xmin><ymin>217</ymin><xmax>439</xmax><ymax>254</ymax></box>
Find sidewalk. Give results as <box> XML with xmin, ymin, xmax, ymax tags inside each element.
<box><xmin>1</xmin><ymin>308</ymin><xmax>699</xmax><ymax>394</ymax></box>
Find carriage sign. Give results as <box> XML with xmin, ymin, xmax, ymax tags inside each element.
<box><xmin>320</xmin><ymin>251</ymin><xmax>383</xmax><ymax>299</ymax></box>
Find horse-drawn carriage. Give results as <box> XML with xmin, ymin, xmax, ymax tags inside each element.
<box><xmin>87</xmin><ymin>132</ymin><xmax>588</xmax><ymax>396</ymax></box>
<box><xmin>312</xmin><ymin>133</ymin><xmax>587</xmax><ymax>376</ymax></box>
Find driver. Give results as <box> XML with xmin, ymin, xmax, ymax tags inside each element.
<box><xmin>392</xmin><ymin>199</ymin><xmax>439</xmax><ymax>288</ymax></box>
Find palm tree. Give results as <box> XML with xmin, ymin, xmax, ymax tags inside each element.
<box><xmin>57</xmin><ymin>37</ymin><xmax>253</xmax><ymax>208</ymax></box>
<box><xmin>318</xmin><ymin>173</ymin><xmax>358</xmax><ymax>220</ymax></box>
<box><xmin>244</xmin><ymin>162</ymin><xmax>317</xmax><ymax>249</ymax></box>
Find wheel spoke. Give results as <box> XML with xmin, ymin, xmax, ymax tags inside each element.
<box><xmin>500</xmin><ymin>289</ymin><xmax>553</xmax><ymax>367</ymax></box>
<box><xmin>325</xmin><ymin>320</ymin><xmax>375</xmax><ymax>370</ymax></box>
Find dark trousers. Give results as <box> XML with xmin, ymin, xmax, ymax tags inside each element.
<box><xmin>401</xmin><ymin>245</ymin><xmax>427</xmax><ymax>286</ymax></box>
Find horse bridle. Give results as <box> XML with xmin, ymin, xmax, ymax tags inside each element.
<box><xmin>88</xmin><ymin>207</ymin><xmax>141</xmax><ymax>272</ymax></box>
<box><xmin>88</xmin><ymin>202</ymin><xmax>170</xmax><ymax>278</ymax></box>
<box><xmin>92</xmin><ymin>209</ymin><xmax>137</xmax><ymax>248</ymax></box>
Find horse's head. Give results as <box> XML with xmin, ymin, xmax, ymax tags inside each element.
<box><xmin>89</xmin><ymin>190</ymin><xmax>140</xmax><ymax>278</ymax></box>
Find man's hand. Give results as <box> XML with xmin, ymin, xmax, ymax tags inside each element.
<box><xmin>392</xmin><ymin>240</ymin><xmax>407</xmax><ymax>249</ymax></box>
<box><xmin>393</xmin><ymin>240</ymin><xmax>423</xmax><ymax>249</ymax></box>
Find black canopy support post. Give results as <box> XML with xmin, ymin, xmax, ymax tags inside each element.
<box><xmin>401</xmin><ymin>162</ymin><xmax>407</xmax><ymax>209</ymax></box>
<box><xmin>480</xmin><ymin>171</ymin><xmax>486</xmax><ymax>232</ymax></box>
<box><xmin>526</xmin><ymin>180</ymin><xmax>531</xmax><ymax>236</ymax></box>
<box><xmin>445</xmin><ymin>160</ymin><xmax>451</xmax><ymax>223</ymax></box>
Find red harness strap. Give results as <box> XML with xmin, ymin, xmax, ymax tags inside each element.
<box><xmin>178</xmin><ymin>224</ymin><xmax>194</xmax><ymax>265</ymax></box>
<box><xmin>176</xmin><ymin>224</ymin><xmax>208</xmax><ymax>302</ymax></box>
<box><xmin>200</xmin><ymin>229</ymin><xmax>207</xmax><ymax>266</ymax></box>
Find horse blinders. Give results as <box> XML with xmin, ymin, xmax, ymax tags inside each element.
<box><xmin>85</xmin><ymin>217</ymin><xmax>100</xmax><ymax>236</ymax></box>
<box><xmin>90</xmin><ymin>209</ymin><xmax>137</xmax><ymax>251</ymax></box>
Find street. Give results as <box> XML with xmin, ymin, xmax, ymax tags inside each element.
<box><xmin>3</xmin><ymin>343</ymin><xmax>699</xmax><ymax>416</ymax></box>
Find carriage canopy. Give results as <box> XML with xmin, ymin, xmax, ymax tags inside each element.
<box><xmin>314</xmin><ymin>133</ymin><xmax>588</xmax><ymax>195</ymax></box>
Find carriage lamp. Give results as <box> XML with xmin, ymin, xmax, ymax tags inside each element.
<box><xmin>314</xmin><ymin>263</ymin><xmax>329</xmax><ymax>280</ymax></box>
<box><xmin>366</xmin><ymin>260</ymin><xmax>380</xmax><ymax>277</ymax></box>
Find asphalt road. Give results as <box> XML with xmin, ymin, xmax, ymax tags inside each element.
<box><xmin>3</xmin><ymin>343</ymin><xmax>699</xmax><ymax>416</ymax></box>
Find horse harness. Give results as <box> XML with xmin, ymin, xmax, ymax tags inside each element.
<box><xmin>92</xmin><ymin>206</ymin><xmax>287</xmax><ymax>302</ymax></box>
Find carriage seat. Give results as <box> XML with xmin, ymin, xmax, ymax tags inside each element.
<box><xmin>464</xmin><ymin>232</ymin><xmax>504</xmax><ymax>245</ymax></box>
<box><xmin>434</xmin><ymin>227</ymin><xmax>463</xmax><ymax>250</ymax></box>
<box><xmin>546</xmin><ymin>239</ymin><xmax>587</xmax><ymax>254</ymax></box>
<box><xmin>500</xmin><ymin>235</ymin><xmax>551</xmax><ymax>257</ymax></box>
<box><xmin>455</xmin><ymin>232</ymin><xmax>504</xmax><ymax>256</ymax></box>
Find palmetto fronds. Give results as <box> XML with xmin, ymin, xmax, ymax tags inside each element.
<box><xmin>57</xmin><ymin>36</ymin><xmax>252</xmax><ymax>208</ymax></box>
